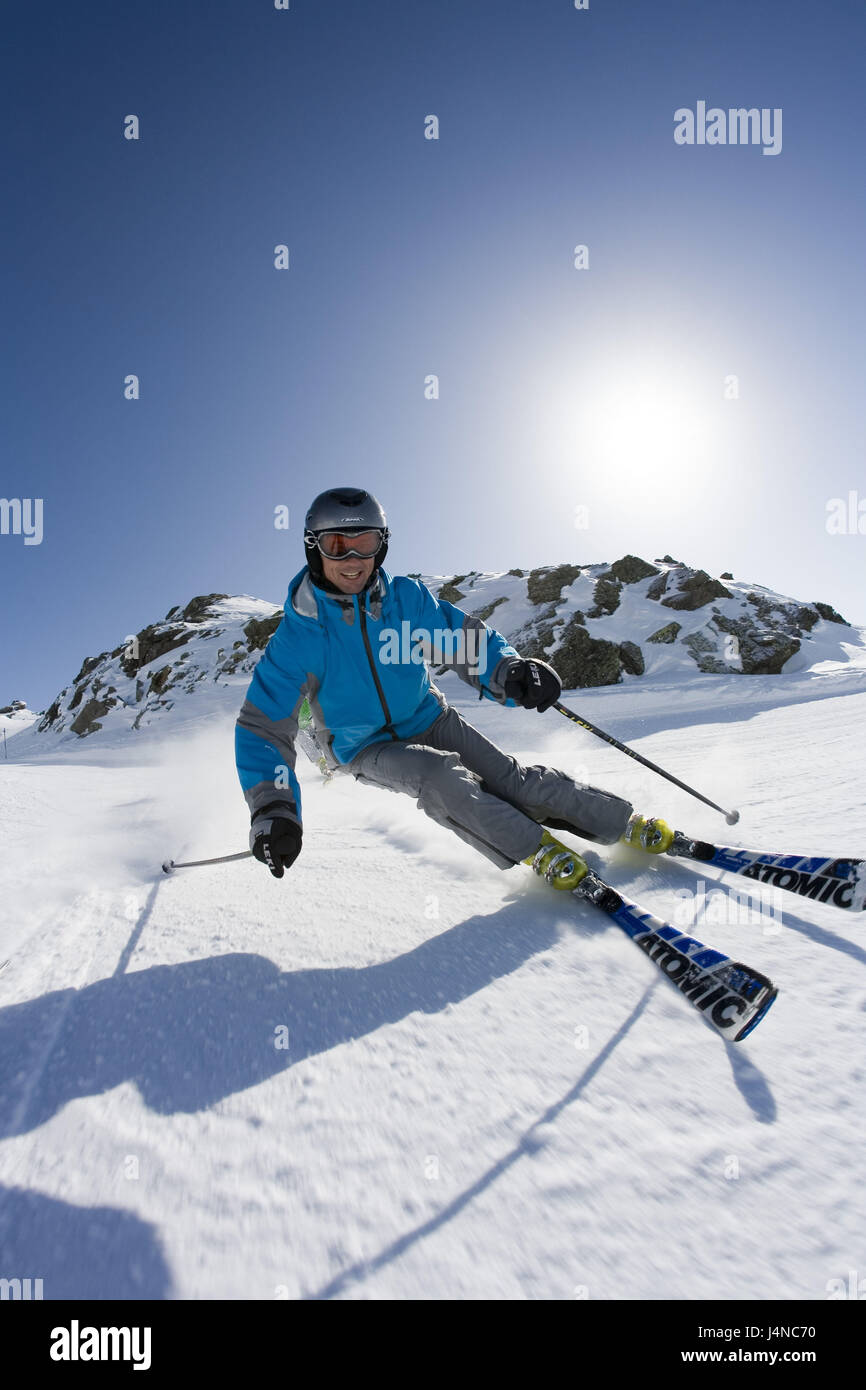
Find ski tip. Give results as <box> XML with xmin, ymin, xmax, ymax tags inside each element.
<box><xmin>161</xmin><ymin>859</ymin><xmax>175</xmax><ymax>875</ymax></box>
<box><xmin>726</xmin><ymin>810</ymin><xmax>740</xmax><ymax>826</ymax></box>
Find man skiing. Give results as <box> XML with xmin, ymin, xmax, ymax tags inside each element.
<box><xmin>235</xmin><ymin>487</ymin><xmax>659</xmax><ymax>885</ymax></box>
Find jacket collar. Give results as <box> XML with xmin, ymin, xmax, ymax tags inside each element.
<box><xmin>289</xmin><ymin>567</ymin><xmax>386</xmax><ymax>621</ymax></box>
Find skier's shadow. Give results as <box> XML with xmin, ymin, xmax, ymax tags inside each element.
<box><xmin>0</xmin><ymin>1184</ymin><xmax>174</xmax><ymax>1299</ymax></box>
<box><xmin>0</xmin><ymin>901</ymin><xmax>559</xmax><ymax>1138</ymax></box>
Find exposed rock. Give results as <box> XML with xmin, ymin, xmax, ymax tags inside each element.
<box><xmin>550</xmin><ymin>614</ymin><xmax>623</xmax><ymax>688</ymax></box>
<box><xmin>438</xmin><ymin>576</ymin><xmax>468</xmax><ymax>603</ymax></box>
<box><xmin>72</xmin><ymin>653</ymin><xmax>106</xmax><ymax>686</ymax></box>
<box><xmin>70</xmin><ymin>696</ymin><xmax>115</xmax><ymax>738</ymax></box>
<box><xmin>695</xmin><ymin>614</ymin><xmax>801</xmax><ymax>674</ymax></box>
<box><xmin>795</xmin><ymin>606</ymin><xmax>819</xmax><ymax>633</ymax></box>
<box><xmin>608</xmin><ymin>555</ymin><xmax>661</xmax><ymax>584</ymax></box>
<box><xmin>516</xmin><ymin>621</ymin><xmax>559</xmax><ymax>661</ymax></box>
<box><xmin>527</xmin><ymin>564</ymin><xmax>581</xmax><ymax>605</ymax></box>
<box><xmin>588</xmin><ymin>576</ymin><xmax>622</xmax><ymax>618</ymax></box>
<box><xmin>37</xmin><ymin>696</ymin><xmax>62</xmax><ymax>731</ymax></box>
<box><xmin>814</xmin><ymin>602</ymin><xmax>849</xmax><ymax>626</ymax></box>
<box><xmin>119</xmin><ymin>624</ymin><xmax>195</xmax><ymax>677</ymax></box>
<box><xmin>149</xmin><ymin>666</ymin><xmax>173</xmax><ymax>695</ymax></box>
<box><xmin>744</xmin><ymin>592</ymin><xmax>820</xmax><ymax>639</ymax></box>
<box><xmin>243</xmin><ymin>611</ymin><xmax>283</xmax><ymax>650</ymax></box>
<box><xmin>647</xmin><ymin>621</ymin><xmax>682</xmax><ymax>644</ymax></box>
<box><xmin>474</xmin><ymin>595</ymin><xmax>508</xmax><ymax>624</ymax></box>
<box><xmin>683</xmin><ymin>630</ymin><xmax>726</xmax><ymax>673</ymax></box>
<box><xmin>508</xmin><ymin>603</ymin><xmax>560</xmax><ymax>660</ymax></box>
<box><xmin>646</xmin><ymin>573</ymin><xmax>669</xmax><ymax>602</ymax></box>
<box><xmin>721</xmin><ymin>571</ymin><xmax>734</xmax><ymax>580</ymax></box>
<box><xmin>661</xmin><ymin>569</ymin><xmax>733</xmax><ymax>611</ymax></box>
<box><xmin>181</xmin><ymin>593</ymin><xmax>228</xmax><ymax>623</ymax></box>
<box><xmin>507</xmin><ymin>568</ymin><xmax>525</xmax><ymax>578</ymax></box>
<box><xmin>619</xmin><ymin>641</ymin><xmax>645</xmax><ymax>675</ymax></box>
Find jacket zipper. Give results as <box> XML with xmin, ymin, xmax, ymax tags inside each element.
<box><xmin>358</xmin><ymin>595</ymin><xmax>399</xmax><ymax>740</ymax></box>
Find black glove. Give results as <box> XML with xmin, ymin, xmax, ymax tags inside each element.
<box><xmin>502</xmin><ymin>658</ymin><xmax>562</xmax><ymax>713</ymax></box>
<box><xmin>250</xmin><ymin>806</ymin><xmax>303</xmax><ymax>878</ymax></box>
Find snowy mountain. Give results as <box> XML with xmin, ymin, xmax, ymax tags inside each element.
<box><xmin>15</xmin><ymin>556</ymin><xmax>866</xmax><ymax>745</ymax></box>
<box><xmin>0</xmin><ymin>702</ymin><xmax>39</xmax><ymax>739</ymax></box>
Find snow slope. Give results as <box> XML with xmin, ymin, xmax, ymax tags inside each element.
<box><xmin>1</xmin><ymin>667</ymin><xmax>865</xmax><ymax>1300</ymax></box>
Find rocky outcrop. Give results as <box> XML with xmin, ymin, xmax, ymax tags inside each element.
<box><xmin>474</xmin><ymin>595</ymin><xmax>508</xmax><ymax>624</ymax></box>
<box><xmin>685</xmin><ymin>616</ymin><xmax>800</xmax><ymax>675</ymax></box>
<box><xmin>36</xmin><ymin>593</ymin><xmax>255</xmax><ymax>737</ymax></box>
<box><xmin>527</xmin><ymin>564</ymin><xmax>581</xmax><ymax>605</ymax></box>
<box><xmin>619</xmin><ymin>641</ymin><xmax>645</xmax><ymax>676</ymax></box>
<box><xmin>550</xmin><ymin>614</ymin><xmax>624</xmax><ymax>688</ymax></box>
<box><xmin>814</xmin><ymin>602</ymin><xmax>849</xmax><ymax>626</ymax></box>
<box><xmin>510</xmin><ymin>604</ymin><xmax>561</xmax><ymax>661</ymax></box>
<box><xmin>438</xmin><ymin>576</ymin><xmax>468</xmax><ymax>603</ymax></box>
<box><xmin>179</xmin><ymin>593</ymin><xmax>228</xmax><ymax>623</ymax></box>
<box><xmin>588</xmin><ymin>576</ymin><xmax>622</xmax><ymax>619</ymax></box>
<box><xmin>69</xmin><ymin>695</ymin><xmax>115</xmax><ymax>738</ymax></box>
<box><xmin>31</xmin><ymin>561</ymin><xmax>861</xmax><ymax>741</ymax></box>
<box><xmin>607</xmin><ymin>555</ymin><xmax>660</xmax><ymax>584</ymax></box>
<box><xmin>243</xmin><ymin>612</ymin><xmax>283</xmax><ymax>650</ymax></box>
<box><xmin>660</xmin><ymin>569</ymin><xmax>733</xmax><ymax>611</ymax></box>
<box><xmin>713</xmin><ymin>615</ymin><xmax>800</xmax><ymax>674</ymax></box>
<box><xmin>647</xmin><ymin>621</ymin><xmax>682</xmax><ymax>644</ymax></box>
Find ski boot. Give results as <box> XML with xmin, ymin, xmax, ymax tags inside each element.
<box><xmin>524</xmin><ymin>829</ymin><xmax>589</xmax><ymax>890</ymax></box>
<box><xmin>621</xmin><ymin>812</ymin><xmax>675</xmax><ymax>855</ymax></box>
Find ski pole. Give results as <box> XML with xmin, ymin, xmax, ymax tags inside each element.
<box><xmin>552</xmin><ymin>700</ymin><xmax>740</xmax><ymax>825</ymax></box>
<box><xmin>162</xmin><ymin>850</ymin><xmax>253</xmax><ymax>874</ymax></box>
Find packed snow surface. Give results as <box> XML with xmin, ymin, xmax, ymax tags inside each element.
<box><xmin>1</xmin><ymin>657</ymin><xmax>865</xmax><ymax>1299</ymax></box>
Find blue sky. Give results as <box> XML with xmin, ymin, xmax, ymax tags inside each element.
<box><xmin>3</xmin><ymin>0</ymin><xmax>865</xmax><ymax>709</ymax></box>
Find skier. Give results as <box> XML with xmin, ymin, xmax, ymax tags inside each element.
<box><xmin>235</xmin><ymin>487</ymin><xmax>662</xmax><ymax>884</ymax></box>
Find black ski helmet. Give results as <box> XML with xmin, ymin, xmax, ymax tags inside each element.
<box><xmin>303</xmin><ymin>487</ymin><xmax>389</xmax><ymax>581</ymax></box>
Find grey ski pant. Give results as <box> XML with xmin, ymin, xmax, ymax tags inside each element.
<box><xmin>345</xmin><ymin>705</ymin><xmax>633</xmax><ymax>869</ymax></box>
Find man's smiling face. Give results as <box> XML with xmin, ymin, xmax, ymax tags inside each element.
<box><xmin>319</xmin><ymin>550</ymin><xmax>376</xmax><ymax>594</ymax></box>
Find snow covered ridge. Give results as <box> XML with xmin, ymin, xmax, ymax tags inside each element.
<box><xmin>0</xmin><ymin>700</ymin><xmax>39</xmax><ymax>738</ymax></box>
<box><xmin>23</xmin><ymin>557</ymin><xmax>866</xmax><ymax>741</ymax></box>
<box><xmin>419</xmin><ymin>556</ymin><xmax>863</xmax><ymax>688</ymax></box>
<box><xmin>32</xmin><ymin>593</ymin><xmax>284</xmax><ymax>740</ymax></box>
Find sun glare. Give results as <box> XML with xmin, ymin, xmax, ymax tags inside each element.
<box><xmin>529</xmin><ymin>356</ymin><xmax>717</xmax><ymax>511</ymax></box>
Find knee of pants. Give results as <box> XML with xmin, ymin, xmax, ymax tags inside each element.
<box><xmin>579</xmin><ymin>790</ymin><xmax>633</xmax><ymax>845</ymax></box>
<box><xmin>415</xmin><ymin>750</ymin><xmax>478</xmax><ymax>811</ymax></box>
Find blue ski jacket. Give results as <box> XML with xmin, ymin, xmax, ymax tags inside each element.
<box><xmin>235</xmin><ymin>566</ymin><xmax>521</xmax><ymax>829</ymax></box>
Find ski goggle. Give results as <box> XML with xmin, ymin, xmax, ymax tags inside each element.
<box><xmin>306</xmin><ymin>528</ymin><xmax>385</xmax><ymax>559</ymax></box>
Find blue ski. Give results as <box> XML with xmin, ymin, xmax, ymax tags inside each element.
<box><xmin>666</xmin><ymin>835</ymin><xmax>866</xmax><ymax>913</ymax></box>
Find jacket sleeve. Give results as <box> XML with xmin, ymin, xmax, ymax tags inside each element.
<box><xmin>409</xmin><ymin>580</ymin><xmax>522</xmax><ymax>705</ymax></box>
<box><xmin>235</xmin><ymin>616</ymin><xmax>309</xmax><ymax>828</ymax></box>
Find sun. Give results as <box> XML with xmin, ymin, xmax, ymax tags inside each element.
<box><xmin>526</xmin><ymin>351</ymin><xmax>717</xmax><ymax>512</ymax></box>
